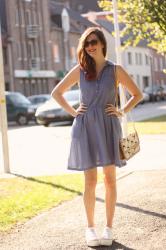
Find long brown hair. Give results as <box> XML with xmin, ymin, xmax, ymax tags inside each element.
<box><xmin>77</xmin><ymin>27</ymin><xmax>107</xmax><ymax>81</ymax></box>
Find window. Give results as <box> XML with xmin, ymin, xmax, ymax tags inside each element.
<box><xmin>53</xmin><ymin>44</ymin><xmax>60</xmax><ymax>63</ymax></box>
<box><xmin>23</xmin><ymin>42</ymin><xmax>27</xmax><ymax>61</ymax></box>
<box><xmin>135</xmin><ymin>53</ymin><xmax>138</xmax><ymax>64</ymax></box>
<box><xmin>20</xmin><ymin>6</ymin><xmax>25</xmax><ymax>26</ymax></box>
<box><xmin>15</xmin><ymin>8</ymin><xmax>19</xmax><ymax>26</ymax></box>
<box><xmin>139</xmin><ymin>53</ymin><xmax>142</xmax><ymax>65</ymax></box>
<box><xmin>162</xmin><ymin>58</ymin><xmax>165</xmax><ymax>69</ymax></box>
<box><xmin>77</xmin><ymin>4</ymin><xmax>84</xmax><ymax>12</ymax></box>
<box><xmin>25</xmin><ymin>10</ymin><xmax>31</xmax><ymax>25</ymax></box>
<box><xmin>161</xmin><ymin>79</ymin><xmax>165</xmax><ymax>86</ymax></box>
<box><xmin>145</xmin><ymin>55</ymin><xmax>149</xmax><ymax>65</ymax></box>
<box><xmin>17</xmin><ymin>42</ymin><xmax>22</xmax><ymax>60</ymax></box>
<box><xmin>136</xmin><ymin>75</ymin><xmax>140</xmax><ymax>85</ymax></box>
<box><xmin>28</xmin><ymin>41</ymin><xmax>34</xmax><ymax>58</ymax></box>
<box><xmin>3</xmin><ymin>47</ymin><xmax>8</xmax><ymax>65</ymax></box>
<box><xmin>127</xmin><ymin>52</ymin><xmax>132</xmax><ymax>64</ymax></box>
<box><xmin>32</xmin><ymin>10</ymin><xmax>37</xmax><ymax>25</ymax></box>
<box><xmin>70</xmin><ymin>46</ymin><xmax>77</xmax><ymax>64</ymax></box>
<box><xmin>143</xmin><ymin>76</ymin><xmax>149</xmax><ymax>88</ymax></box>
<box><xmin>160</xmin><ymin>57</ymin><xmax>163</xmax><ymax>71</ymax></box>
<box><xmin>154</xmin><ymin>57</ymin><xmax>158</xmax><ymax>71</ymax></box>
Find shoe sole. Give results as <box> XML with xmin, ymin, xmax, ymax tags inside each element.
<box><xmin>86</xmin><ymin>240</ymin><xmax>100</xmax><ymax>247</ymax></box>
<box><xmin>100</xmin><ymin>239</ymin><xmax>113</xmax><ymax>246</ymax></box>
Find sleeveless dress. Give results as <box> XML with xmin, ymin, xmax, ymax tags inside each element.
<box><xmin>68</xmin><ymin>60</ymin><xmax>126</xmax><ymax>171</ymax></box>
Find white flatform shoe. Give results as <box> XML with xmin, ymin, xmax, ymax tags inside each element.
<box><xmin>100</xmin><ymin>226</ymin><xmax>113</xmax><ymax>246</ymax></box>
<box><xmin>85</xmin><ymin>227</ymin><xmax>100</xmax><ymax>247</ymax></box>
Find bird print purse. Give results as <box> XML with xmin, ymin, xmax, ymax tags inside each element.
<box><xmin>114</xmin><ymin>65</ymin><xmax>140</xmax><ymax>161</ymax></box>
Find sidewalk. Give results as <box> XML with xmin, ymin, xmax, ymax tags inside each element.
<box><xmin>0</xmin><ymin>169</ymin><xmax>166</xmax><ymax>250</ymax></box>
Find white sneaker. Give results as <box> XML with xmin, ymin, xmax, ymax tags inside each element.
<box><xmin>100</xmin><ymin>226</ymin><xmax>113</xmax><ymax>246</ymax></box>
<box><xmin>85</xmin><ymin>227</ymin><xmax>100</xmax><ymax>247</ymax></box>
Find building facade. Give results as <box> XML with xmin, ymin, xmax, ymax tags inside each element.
<box><xmin>3</xmin><ymin>0</ymin><xmax>56</xmax><ymax>96</ymax></box>
<box><xmin>1</xmin><ymin>0</ymin><xmax>94</xmax><ymax>96</ymax></box>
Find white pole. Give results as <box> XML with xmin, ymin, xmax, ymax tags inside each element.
<box><xmin>61</xmin><ymin>8</ymin><xmax>70</xmax><ymax>72</ymax></box>
<box><xmin>0</xmin><ymin>23</ymin><xmax>10</xmax><ymax>173</ymax></box>
<box><xmin>112</xmin><ymin>0</ymin><xmax>128</xmax><ymax>136</ymax></box>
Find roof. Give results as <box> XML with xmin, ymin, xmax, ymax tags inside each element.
<box><xmin>96</xmin><ymin>19</ymin><xmax>148</xmax><ymax>47</ymax></box>
<box><xmin>69</xmin><ymin>0</ymin><xmax>101</xmax><ymax>14</ymax></box>
<box><xmin>50</xmin><ymin>1</ymin><xmax>96</xmax><ymax>32</ymax></box>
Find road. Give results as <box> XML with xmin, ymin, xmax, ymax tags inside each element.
<box><xmin>130</xmin><ymin>100</ymin><xmax>166</xmax><ymax>121</ymax></box>
<box><xmin>0</xmin><ymin>101</ymin><xmax>166</xmax><ymax>177</ymax></box>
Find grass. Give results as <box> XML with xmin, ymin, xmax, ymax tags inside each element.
<box><xmin>0</xmin><ymin>173</ymin><xmax>103</xmax><ymax>232</ymax></box>
<box><xmin>128</xmin><ymin>115</ymin><xmax>166</xmax><ymax>134</ymax></box>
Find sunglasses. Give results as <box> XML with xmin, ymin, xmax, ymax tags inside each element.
<box><xmin>84</xmin><ymin>39</ymin><xmax>98</xmax><ymax>48</ymax></box>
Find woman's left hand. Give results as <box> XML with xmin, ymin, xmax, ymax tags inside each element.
<box><xmin>105</xmin><ymin>104</ymin><xmax>123</xmax><ymax>118</ymax></box>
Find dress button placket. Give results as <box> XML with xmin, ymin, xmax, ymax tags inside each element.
<box><xmin>96</xmin><ymin>79</ymin><xmax>100</xmax><ymax>94</ymax></box>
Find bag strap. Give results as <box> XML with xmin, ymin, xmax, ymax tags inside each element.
<box><xmin>114</xmin><ymin>64</ymin><xmax>137</xmax><ymax>132</ymax></box>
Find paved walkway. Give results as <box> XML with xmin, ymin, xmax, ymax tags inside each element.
<box><xmin>0</xmin><ymin>170</ymin><xmax>166</xmax><ymax>250</ymax></box>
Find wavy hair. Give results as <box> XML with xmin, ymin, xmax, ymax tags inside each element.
<box><xmin>77</xmin><ymin>27</ymin><xmax>107</xmax><ymax>81</ymax></box>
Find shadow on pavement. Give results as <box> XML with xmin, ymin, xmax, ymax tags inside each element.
<box><xmin>13</xmin><ymin>173</ymin><xmax>166</xmax><ymax>220</ymax></box>
<box><xmin>13</xmin><ymin>173</ymin><xmax>83</xmax><ymax>195</ymax></box>
<box><xmin>96</xmin><ymin>196</ymin><xmax>166</xmax><ymax>220</ymax></box>
<box><xmin>90</xmin><ymin>240</ymin><xmax>135</xmax><ymax>249</ymax></box>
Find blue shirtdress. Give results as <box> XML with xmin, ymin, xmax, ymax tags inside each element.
<box><xmin>68</xmin><ymin>60</ymin><xmax>126</xmax><ymax>171</ymax></box>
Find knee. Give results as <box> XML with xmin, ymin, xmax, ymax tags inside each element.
<box><xmin>84</xmin><ymin>178</ymin><xmax>97</xmax><ymax>191</ymax></box>
<box><xmin>104</xmin><ymin>176</ymin><xmax>116</xmax><ymax>190</ymax></box>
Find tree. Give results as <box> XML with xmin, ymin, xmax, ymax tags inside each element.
<box><xmin>98</xmin><ymin>0</ymin><xmax>166</xmax><ymax>54</ymax></box>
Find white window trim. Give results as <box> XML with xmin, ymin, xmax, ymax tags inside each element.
<box><xmin>53</xmin><ymin>44</ymin><xmax>60</xmax><ymax>63</ymax></box>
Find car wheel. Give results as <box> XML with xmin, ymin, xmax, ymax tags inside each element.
<box><xmin>44</xmin><ymin>123</ymin><xmax>49</xmax><ymax>127</ymax></box>
<box><xmin>16</xmin><ymin>114</ymin><xmax>28</xmax><ymax>126</ymax></box>
<box><xmin>156</xmin><ymin>96</ymin><xmax>161</xmax><ymax>102</ymax></box>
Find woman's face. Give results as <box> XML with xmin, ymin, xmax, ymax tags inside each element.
<box><xmin>84</xmin><ymin>33</ymin><xmax>104</xmax><ymax>58</ymax></box>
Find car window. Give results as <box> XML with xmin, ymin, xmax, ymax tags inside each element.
<box><xmin>8</xmin><ymin>93</ymin><xmax>31</xmax><ymax>105</ymax></box>
<box><xmin>38</xmin><ymin>97</ymin><xmax>47</xmax><ymax>103</ymax></box>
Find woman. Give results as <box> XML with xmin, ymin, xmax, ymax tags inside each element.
<box><xmin>51</xmin><ymin>27</ymin><xmax>143</xmax><ymax>247</ymax></box>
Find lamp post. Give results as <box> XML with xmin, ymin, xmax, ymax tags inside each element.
<box><xmin>61</xmin><ymin>8</ymin><xmax>70</xmax><ymax>73</ymax></box>
<box><xmin>0</xmin><ymin>23</ymin><xmax>10</xmax><ymax>173</ymax></box>
<box><xmin>112</xmin><ymin>0</ymin><xmax>127</xmax><ymax>136</ymax></box>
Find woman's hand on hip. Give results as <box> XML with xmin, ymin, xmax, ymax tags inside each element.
<box><xmin>105</xmin><ymin>104</ymin><xmax>123</xmax><ymax>118</ymax></box>
<box><xmin>75</xmin><ymin>103</ymin><xmax>87</xmax><ymax>117</ymax></box>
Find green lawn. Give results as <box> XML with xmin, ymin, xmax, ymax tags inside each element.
<box><xmin>0</xmin><ymin>173</ymin><xmax>103</xmax><ymax>232</ymax></box>
<box><xmin>128</xmin><ymin>115</ymin><xmax>166</xmax><ymax>134</ymax></box>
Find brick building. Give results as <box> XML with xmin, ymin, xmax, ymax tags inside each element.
<box><xmin>1</xmin><ymin>0</ymin><xmax>94</xmax><ymax>96</ymax></box>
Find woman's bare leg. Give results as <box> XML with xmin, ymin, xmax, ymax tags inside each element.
<box><xmin>103</xmin><ymin>165</ymin><xmax>117</xmax><ymax>228</ymax></box>
<box><xmin>83</xmin><ymin>168</ymin><xmax>97</xmax><ymax>227</ymax></box>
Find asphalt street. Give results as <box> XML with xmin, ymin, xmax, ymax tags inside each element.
<box><xmin>0</xmin><ymin>101</ymin><xmax>166</xmax><ymax>177</ymax></box>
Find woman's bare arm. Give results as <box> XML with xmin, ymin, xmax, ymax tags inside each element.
<box><xmin>51</xmin><ymin>64</ymin><xmax>80</xmax><ymax>117</ymax></box>
<box><xmin>116</xmin><ymin>65</ymin><xmax>143</xmax><ymax>113</ymax></box>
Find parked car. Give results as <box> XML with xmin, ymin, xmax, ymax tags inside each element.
<box><xmin>5</xmin><ymin>91</ymin><xmax>35</xmax><ymax>125</ymax></box>
<box><xmin>144</xmin><ymin>85</ymin><xmax>163</xmax><ymax>102</ymax></box>
<box><xmin>35</xmin><ymin>89</ymin><xmax>80</xmax><ymax>126</ymax></box>
<box><xmin>160</xmin><ymin>85</ymin><xmax>166</xmax><ymax>100</ymax></box>
<box><xmin>28</xmin><ymin>94</ymin><xmax>51</xmax><ymax>109</ymax></box>
<box><xmin>28</xmin><ymin>94</ymin><xmax>51</xmax><ymax>121</ymax></box>
<box><xmin>139</xmin><ymin>91</ymin><xmax>150</xmax><ymax>104</ymax></box>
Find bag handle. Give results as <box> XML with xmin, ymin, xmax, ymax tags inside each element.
<box><xmin>114</xmin><ymin>65</ymin><xmax>137</xmax><ymax>132</ymax></box>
